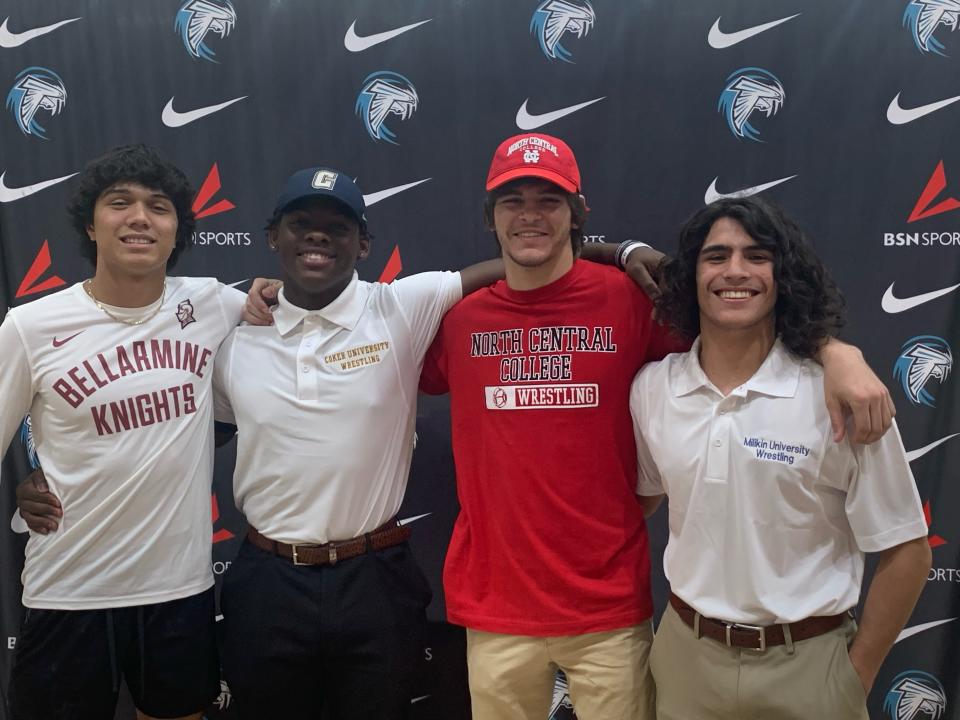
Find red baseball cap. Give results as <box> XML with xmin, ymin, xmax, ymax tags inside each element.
<box><xmin>485</xmin><ymin>133</ymin><xmax>581</xmax><ymax>193</ymax></box>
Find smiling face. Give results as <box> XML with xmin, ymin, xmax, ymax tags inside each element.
<box><xmin>86</xmin><ymin>182</ymin><xmax>178</xmax><ymax>277</ymax></box>
<box><xmin>491</xmin><ymin>179</ymin><xmax>575</xmax><ymax>271</ymax></box>
<box><xmin>696</xmin><ymin>216</ymin><xmax>777</xmax><ymax>335</ymax></box>
<box><xmin>269</xmin><ymin>196</ymin><xmax>369</xmax><ymax>309</ymax></box>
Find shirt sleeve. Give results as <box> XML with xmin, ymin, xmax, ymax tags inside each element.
<box><xmin>0</xmin><ymin>314</ymin><xmax>36</xmax><ymax>480</ymax></box>
<box><xmin>212</xmin><ymin>330</ymin><xmax>237</xmax><ymax>425</ymax></box>
<box><xmin>392</xmin><ymin>271</ymin><xmax>463</xmax><ymax>361</ymax></box>
<box><xmin>419</xmin><ymin>316</ymin><xmax>450</xmax><ymax>395</ymax></box>
<box><xmin>630</xmin><ymin>366</ymin><xmax>664</xmax><ymax>496</ymax></box>
<box><xmin>836</xmin><ymin>420</ymin><xmax>929</xmax><ymax>553</ymax></box>
<box><xmin>216</xmin><ymin>283</ymin><xmax>247</xmax><ymax>329</ymax></box>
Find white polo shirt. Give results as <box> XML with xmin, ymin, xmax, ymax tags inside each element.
<box><xmin>630</xmin><ymin>338</ymin><xmax>928</xmax><ymax>625</ymax></box>
<box><xmin>213</xmin><ymin>270</ymin><xmax>462</xmax><ymax>544</ymax></box>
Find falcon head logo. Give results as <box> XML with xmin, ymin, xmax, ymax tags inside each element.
<box><xmin>530</xmin><ymin>0</ymin><xmax>596</xmax><ymax>63</ymax></box>
<box><xmin>174</xmin><ymin>0</ymin><xmax>237</xmax><ymax>62</ymax></box>
<box><xmin>355</xmin><ymin>71</ymin><xmax>419</xmax><ymax>144</ymax></box>
<box><xmin>883</xmin><ymin>671</ymin><xmax>947</xmax><ymax>719</ymax></box>
<box><xmin>893</xmin><ymin>335</ymin><xmax>953</xmax><ymax>407</ymax></box>
<box><xmin>176</xmin><ymin>299</ymin><xmax>197</xmax><ymax>329</ymax></box>
<box><xmin>717</xmin><ymin>67</ymin><xmax>785</xmax><ymax>142</ymax></box>
<box><xmin>213</xmin><ymin>679</ymin><xmax>232</xmax><ymax>710</ymax></box>
<box><xmin>904</xmin><ymin>0</ymin><xmax>960</xmax><ymax>55</ymax></box>
<box><xmin>5</xmin><ymin>67</ymin><xmax>66</xmax><ymax>139</ymax></box>
<box><xmin>19</xmin><ymin>415</ymin><xmax>39</xmax><ymax>470</ymax></box>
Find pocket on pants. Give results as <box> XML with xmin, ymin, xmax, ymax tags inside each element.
<box><xmin>836</xmin><ymin>634</ymin><xmax>867</xmax><ymax>707</ymax></box>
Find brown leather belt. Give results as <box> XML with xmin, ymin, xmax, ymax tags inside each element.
<box><xmin>669</xmin><ymin>593</ymin><xmax>847</xmax><ymax>651</ymax></box>
<box><xmin>247</xmin><ymin>518</ymin><xmax>410</xmax><ymax>566</ymax></box>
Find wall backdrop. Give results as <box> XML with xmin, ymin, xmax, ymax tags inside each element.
<box><xmin>1</xmin><ymin>1</ymin><xmax>958</xmax><ymax>718</ymax></box>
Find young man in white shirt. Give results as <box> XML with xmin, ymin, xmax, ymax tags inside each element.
<box><xmin>630</xmin><ymin>196</ymin><xmax>931</xmax><ymax>720</ymax></box>
<box><xmin>0</xmin><ymin>145</ymin><xmax>246</xmax><ymax>720</ymax></box>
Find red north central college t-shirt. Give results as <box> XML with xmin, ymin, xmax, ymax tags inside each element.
<box><xmin>420</xmin><ymin>260</ymin><xmax>686</xmax><ymax>636</ymax></box>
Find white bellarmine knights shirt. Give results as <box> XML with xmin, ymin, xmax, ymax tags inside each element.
<box><xmin>213</xmin><ymin>270</ymin><xmax>462</xmax><ymax>544</ymax></box>
<box><xmin>0</xmin><ymin>278</ymin><xmax>245</xmax><ymax>609</ymax></box>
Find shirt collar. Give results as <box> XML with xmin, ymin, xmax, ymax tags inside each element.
<box><xmin>672</xmin><ymin>337</ymin><xmax>801</xmax><ymax>399</ymax></box>
<box><xmin>272</xmin><ymin>271</ymin><xmax>366</xmax><ymax>336</ymax></box>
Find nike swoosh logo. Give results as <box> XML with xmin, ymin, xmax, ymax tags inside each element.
<box><xmin>896</xmin><ymin>617</ymin><xmax>956</xmax><ymax>643</ymax></box>
<box><xmin>0</xmin><ymin>171</ymin><xmax>78</xmax><ymax>202</ymax></box>
<box><xmin>227</xmin><ymin>279</ymin><xmax>250</xmax><ymax>288</ymax></box>
<box><xmin>906</xmin><ymin>433</ymin><xmax>960</xmax><ymax>463</ymax></box>
<box><xmin>52</xmin><ymin>330</ymin><xmax>85</xmax><ymax>347</ymax></box>
<box><xmin>0</xmin><ymin>16</ymin><xmax>81</xmax><ymax>48</ymax></box>
<box><xmin>707</xmin><ymin>13</ymin><xmax>801</xmax><ymax>49</ymax></box>
<box><xmin>881</xmin><ymin>281</ymin><xmax>960</xmax><ymax>314</ymax></box>
<box><xmin>363</xmin><ymin>178</ymin><xmax>431</xmax><ymax>207</ymax></box>
<box><xmin>410</xmin><ymin>695</ymin><xmax>431</xmax><ymax>704</ymax></box>
<box><xmin>161</xmin><ymin>96</ymin><xmax>247</xmax><ymax>128</ymax></box>
<box><xmin>704</xmin><ymin>175</ymin><xmax>797</xmax><ymax>204</ymax></box>
<box><xmin>516</xmin><ymin>97</ymin><xmax>605</xmax><ymax>130</ymax></box>
<box><xmin>887</xmin><ymin>92</ymin><xmax>960</xmax><ymax>125</ymax></box>
<box><xmin>399</xmin><ymin>512</ymin><xmax>432</xmax><ymax>526</ymax></box>
<box><xmin>344</xmin><ymin>19</ymin><xmax>432</xmax><ymax>52</ymax></box>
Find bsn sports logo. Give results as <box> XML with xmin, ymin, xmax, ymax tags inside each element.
<box><xmin>893</xmin><ymin>335</ymin><xmax>953</xmax><ymax>407</ymax></box>
<box><xmin>530</xmin><ymin>0</ymin><xmax>595</xmax><ymax>62</ymax></box>
<box><xmin>904</xmin><ymin>1</ymin><xmax>960</xmax><ymax>55</ymax></box>
<box><xmin>6</xmin><ymin>67</ymin><xmax>66</xmax><ymax>139</ymax></box>
<box><xmin>718</xmin><ymin>67</ymin><xmax>784</xmax><ymax>141</ymax></box>
<box><xmin>355</xmin><ymin>71</ymin><xmax>418</xmax><ymax>144</ymax></box>
<box><xmin>883</xmin><ymin>670</ymin><xmax>946</xmax><ymax>719</ymax></box>
<box><xmin>175</xmin><ymin>0</ymin><xmax>236</xmax><ymax>61</ymax></box>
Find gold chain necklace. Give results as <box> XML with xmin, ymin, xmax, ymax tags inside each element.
<box><xmin>83</xmin><ymin>279</ymin><xmax>167</xmax><ymax>326</ymax></box>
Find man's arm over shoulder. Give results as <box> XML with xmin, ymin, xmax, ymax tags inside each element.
<box><xmin>418</xmin><ymin>315</ymin><xmax>450</xmax><ymax>396</ymax></box>
<box><xmin>0</xmin><ymin>314</ymin><xmax>36</xmax><ymax>465</ymax></box>
<box><xmin>215</xmin><ymin>280</ymin><xmax>247</xmax><ymax>329</ymax></box>
<box><xmin>630</xmin><ymin>364</ymin><xmax>667</xmax><ymax>516</ymax></box>
<box><xmin>392</xmin><ymin>271</ymin><xmax>463</xmax><ymax>361</ymax></box>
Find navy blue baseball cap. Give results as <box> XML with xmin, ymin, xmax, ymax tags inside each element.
<box><xmin>272</xmin><ymin>167</ymin><xmax>366</xmax><ymax>223</ymax></box>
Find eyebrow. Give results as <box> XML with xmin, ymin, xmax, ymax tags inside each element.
<box><xmin>102</xmin><ymin>187</ymin><xmax>172</xmax><ymax>202</ymax></box>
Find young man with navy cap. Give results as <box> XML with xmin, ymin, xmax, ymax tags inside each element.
<box><xmin>210</xmin><ymin>167</ymin><xmax>503</xmax><ymax>718</ymax></box>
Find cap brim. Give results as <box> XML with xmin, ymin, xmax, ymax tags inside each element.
<box><xmin>276</xmin><ymin>191</ymin><xmax>364</xmax><ymax>223</ymax></box>
<box><xmin>486</xmin><ymin>167</ymin><xmax>577</xmax><ymax>193</ymax></box>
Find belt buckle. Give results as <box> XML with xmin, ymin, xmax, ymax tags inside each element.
<box><xmin>725</xmin><ymin>622</ymin><xmax>766</xmax><ymax>651</ymax></box>
<box><xmin>291</xmin><ymin>544</ymin><xmax>314</xmax><ymax>566</ymax></box>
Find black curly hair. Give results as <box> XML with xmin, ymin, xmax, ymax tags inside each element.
<box><xmin>67</xmin><ymin>144</ymin><xmax>196</xmax><ymax>268</ymax></box>
<box><xmin>482</xmin><ymin>178</ymin><xmax>589</xmax><ymax>256</ymax></box>
<box><xmin>656</xmin><ymin>197</ymin><xmax>846</xmax><ymax>359</ymax></box>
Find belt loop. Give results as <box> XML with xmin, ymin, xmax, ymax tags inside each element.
<box><xmin>364</xmin><ymin>532</ymin><xmax>372</xmax><ymax>552</ymax></box>
<box><xmin>693</xmin><ymin>612</ymin><xmax>702</xmax><ymax>639</ymax></box>
<box><xmin>782</xmin><ymin>623</ymin><xmax>795</xmax><ymax>654</ymax></box>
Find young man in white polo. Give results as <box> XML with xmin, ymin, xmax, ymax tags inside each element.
<box><xmin>630</xmin><ymin>197</ymin><xmax>931</xmax><ymax>719</ymax></box>
<box><xmin>418</xmin><ymin>135</ymin><xmax>898</xmax><ymax>720</ymax></box>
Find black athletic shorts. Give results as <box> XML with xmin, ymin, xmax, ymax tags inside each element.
<box><xmin>8</xmin><ymin>587</ymin><xmax>220</xmax><ymax>720</ymax></box>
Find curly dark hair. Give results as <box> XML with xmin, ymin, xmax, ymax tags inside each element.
<box><xmin>482</xmin><ymin>178</ymin><xmax>589</xmax><ymax>256</ymax></box>
<box><xmin>67</xmin><ymin>144</ymin><xmax>196</xmax><ymax>268</ymax></box>
<box><xmin>656</xmin><ymin>197</ymin><xmax>846</xmax><ymax>359</ymax></box>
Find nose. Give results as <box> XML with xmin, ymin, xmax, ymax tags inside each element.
<box><xmin>126</xmin><ymin>201</ymin><xmax>151</xmax><ymax>228</ymax></box>
<box><xmin>723</xmin><ymin>252</ymin><xmax>750</xmax><ymax>279</ymax></box>
<box><xmin>518</xmin><ymin>199</ymin><xmax>541</xmax><ymax>222</ymax></box>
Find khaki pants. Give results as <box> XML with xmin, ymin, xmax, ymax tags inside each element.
<box><xmin>466</xmin><ymin>624</ymin><xmax>656</xmax><ymax>720</ymax></box>
<box><xmin>650</xmin><ymin>605</ymin><xmax>869</xmax><ymax>720</ymax></box>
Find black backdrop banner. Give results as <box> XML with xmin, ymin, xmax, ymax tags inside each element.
<box><xmin>1</xmin><ymin>1</ymin><xmax>958</xmax><ymax>718</ymax></box>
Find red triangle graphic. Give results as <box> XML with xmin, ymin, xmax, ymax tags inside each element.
<box><xmin>16</xmin><ymin>239</ymin><xmax>66</xmax><ymax>299</ymax></box>
<box><xmin>378</xmin><ymin>245</ymin><xmax>402</xmax><ymax>283</ymax></box>
<box><xmin>908</xmin><ymin>161</ymin><xmax>960</xmax><ymax>223</ymax></box>
<box><xmin>192</xmin><ymin>163</ymin><xmax>235</xmax><ymax>219</ymax></box>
